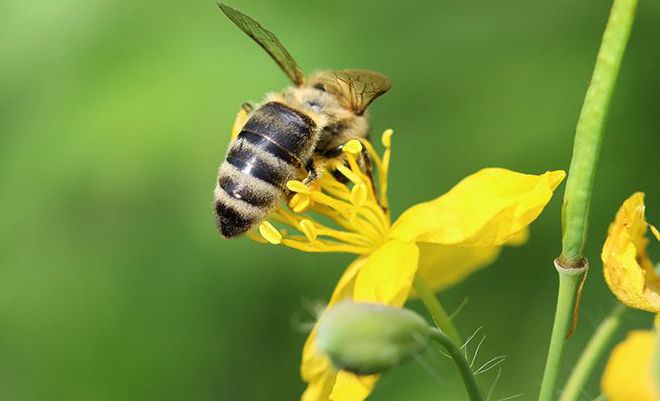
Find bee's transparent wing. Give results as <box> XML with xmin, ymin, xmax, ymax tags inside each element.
<box><xmin>218</xmin><ymin>3</ymin><xmax>305</xmax><ymax>86</ymax></box>
<box><xmin>309</xmin><ymin>69</ymin><xmax>391</xmax><ymax>115</ymax></box>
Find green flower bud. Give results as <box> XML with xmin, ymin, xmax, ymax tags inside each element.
<box><xmin>316</xmin><ymin>301</ymin><xmax>432</xmax><ymax>375</ymax></box>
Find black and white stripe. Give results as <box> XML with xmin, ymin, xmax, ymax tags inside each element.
<box><xmin>214</xmin><ymin>102</ymin><xmax>317</xmax><ymax>238</ymax></box>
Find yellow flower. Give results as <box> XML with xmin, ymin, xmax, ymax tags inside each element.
<box><xmin>601</xmin><ymin>329</ymin><xmax>660</xmax><ymax>401</ymax></box>
<box><xmin>602</xmin><ymin>193</ymin><xmax>660</xmax><ymax>313</ymax></box>
<box><xmin>249</xmin><ymin>130</ymin><xmax>565</xmax><ymax>401</ymax></box>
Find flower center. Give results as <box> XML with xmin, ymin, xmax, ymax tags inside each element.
<box><xmin>248</xmin><ymin>130</ymin><xmax>394</xmax><ymax>255</ymax></box>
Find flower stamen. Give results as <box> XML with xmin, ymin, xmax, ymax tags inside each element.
<box><xmin>250</xmin><ymin>130</ymin><xmax>395</xmax><ymax>254</ymax></box>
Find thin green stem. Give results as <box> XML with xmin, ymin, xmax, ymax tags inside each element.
<box><xmin>430</xmin><ymin>328</ymin><xmax>484</xmax><ymax>401</ymax></box>
<box><xmin>540</xmin><ymin>0</ymin><xmax>637</xmax><ymax>398</ymax></box>
<box><xmin>559</xmin><ymin>0</ymin><xmax>638</xmax><ymax>265</ymax></box>
<box><xmin>559</xmin><ymin>304</ymin><xmax>627</xmax><ymax>401</ymax></box>
<box><xmin>414</xmin><ymin>277</ymin><xmax>462</xmax><ymax>344</ymax></box>
<box><xmin>538</xmin><ymin>268</ymin><xmax>584</xmax><ymax>401</ymax></box>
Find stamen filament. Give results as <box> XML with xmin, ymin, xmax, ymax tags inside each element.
<box><xmin>247</xmin><ymin>130</ymin><xmax>396</xmax><ymax>258</ymax></box>
<box><xmin>311</xmin><ymin>205</ymin><xmax>383</xmax><ymax>242</ymax></box>
<box><xmin>281</xmin><ymin>238</ymin><xmax>371</xmax><ymax>254</ymax></box>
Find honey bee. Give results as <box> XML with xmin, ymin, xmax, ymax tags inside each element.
<box><xmin>214</xmin><ymin>3</ymin><xmax>391</xmax><ymax>238</ymax></box>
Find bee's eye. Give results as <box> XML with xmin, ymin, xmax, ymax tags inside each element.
<box><xmin>314</xmin><ymin>83</ymin><xmax>326</xmax><ymax>92</ymax></box>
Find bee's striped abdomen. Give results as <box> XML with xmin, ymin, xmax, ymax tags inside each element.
<box><xmin>214</xmin><ymin>102</ymin><xmax>317</xmax><ymax>238</ymax></box>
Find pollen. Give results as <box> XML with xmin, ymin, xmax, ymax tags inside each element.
<box><xmin>248</xmin><ymin>130</ymin><xmax>395</xmax><ymax>255</ymax></box>
<box><xmin>343</xmin><ymin>139</ymin><xmax>363</xmax><ymax>155</ymax></box>
<box><xmin>258</xmin><ymin>221</ymin><xmax>283</xmax><ymax>244</ymax></box>
<box><xmin>289</xmin><ymin>193</ymin><xmax>311</xmax><ymax>213</ymax></box>
<box><xmin>299</xmin><ymin>219</ymin><xmax>318</xmax><ymax>242</ymax></box>
<box><xmin>381</xmin><ymin>129</ymin><xmax>393</xmax><ymax>148</ymax></box>
<box><xmin>287</xmin><ymin>180</ymin><xmax>311</xmax><ymax>194</ymax></box>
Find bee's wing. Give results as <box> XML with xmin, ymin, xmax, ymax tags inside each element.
<box><xmin>309</xmin><ymin>69</ymin><xmax>391</xmax><ymax>115</ymax></box>
<box><xmin>218</xmin><ymin>3</ymin><xmax>305</xmax><ymax>86</ymax></box>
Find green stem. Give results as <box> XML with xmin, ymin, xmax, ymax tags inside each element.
<box><xmin>430</xmin><ymin>328</ymin><xmax>484</xmax><ymax>401</ymax></box>
<box><xmin>559</xmin><ymin>304</ymin><xmax>626</xmax><ymax>401</ymax></box>
<box><xmin>537</xmin><ymin>267</ymin><xmax>584</xmax><ymax>401</ymax></box>
<box><xmin>559</xmin><ymin>0</ymin><xmax>638</xmax><ymax>265</ymax></box>
<box><xmin>540</xmin><ymin>0</ymin><xmax>637</xmax><ymax>398</ymax></box>
<box><xmin>414</xmin><ymin>277</ymin><xmax>462</xmax><ymax>344</ymax></box>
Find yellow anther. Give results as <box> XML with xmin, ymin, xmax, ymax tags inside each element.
<box><xmin>343</xmin><ymin>139</ymin><xmax>363</xmax><ymax>155</ymax></box>
<box><xmin>299</xmin><ymin>219</ymin><xmax>318</xmax><ymax>242</ymax></box>
<box><xmin>287</xmin><ymin>180</ymin><xmax>311</xmax><ymax>194</ymax></box>
<box><xmin>351</xmin><ymin>183</ymin><xmax>368</xmax><ymax>207</ymax></box>
<box><xmin>258</xmin><ymin>221</ymin><xmax>282</xmax><ymax>244</ymax></box>
<box><xmin>381</xmin><ymin>129</ymin><xmax>393</xmax><ymax>148</ymax></box>
<box><xmin>289</xmin><ymin>193</ymin><xmax>311</xmax><ymax>213</ymax></box>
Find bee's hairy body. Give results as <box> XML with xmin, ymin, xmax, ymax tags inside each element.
<box><xmin>215</xmin><ymin>87</ymin><xmax>369</xmax><ymax>238</ymax></box>
<box><xmin>213</xmin><ymin>4</ymin><xmax>390</xmax><ymax>238</ymax></box>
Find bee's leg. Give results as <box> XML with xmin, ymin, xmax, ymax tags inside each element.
<box><xmin>302</xmin><ymin>159</ymin><xmax>319</xmax><ymax>185</ymax></box>
<box><xmin>358</xmin><ymin>147</ymin><xmax>387</xmax><ymax>212</ymax></box>
<box><xmin>230</xmin><ymin>102</ymin><xmax>254</xmax><ymax>141</ymax></box>
<box><xmin>318</xmin><ymin>144</ymin><xmax>350</xmax><ymax>183</ymax></box>
<box><xmin>320</xmin><ymin>144</ymin><xmax>344</xmax><ymax>159</ymax></box>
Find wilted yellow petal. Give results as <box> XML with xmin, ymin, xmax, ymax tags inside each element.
<box><xmin>602</xmin><ymin>330</ymin><xmax>659</xmax><ymax>401</ymax></box>
<box><xmin>353</xmin><ymin>240</ymin><xmax>419</xmax><ymax>306</ymax></box>
<box><xmin>602</xmin><ymin>193</ymin><xmax>660</xmax><ymax>313</ymax></box>
<box><xmin>389</xmin><ymin>168</ymin><xmax>565</xmax><ymax>246</ymax></box>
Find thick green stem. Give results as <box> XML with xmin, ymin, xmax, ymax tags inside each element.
<box><xmin>559</xmin><ymin>0</ymin><xmax>638</xmax><ymax>265</ymax></box>
<box><xmin>559</xmin><ymin>303</ymin><xmax>627</xmax><ymax>401</ymax></box>
<box><xmin>538</xmin><ymin>267</ymin><xmax>584</xmax><ymax>401</ymax></box>
<box><xmin>430</xmin><ymin>328</ymin><xmax>484</xmax><ymax>401</ymax></box>
<box><xmin>414</xmin><ymin>277</ymin><xmax>462</xmax><ymax>344</ymax></box>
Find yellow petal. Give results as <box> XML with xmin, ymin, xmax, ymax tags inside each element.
<box><xmin>602</xmin><ymin>330</ymin><xmax>659</xmax><ymax>401</ymax></box>
<box><xmin>389</xmin><ymin>168</ymin><xmax>565</xmax><ymax>246</ymax></box>
<box><xmin>414</xmin><ymin>229</ymin><xmax>529</xmax><ymax>292</ymax></box>
<box><xmin>602</xmin><ymin>193</ymin><xmax>660</xmax><ymax>313</ymax></box>
<box><xmin>353</xmin><ymin>239</ymin><xmax>420</xmax><ymax>306</ymax></box>
<box><xmin>329</xmin><ymin>372</ymin><xmax>378</xmax><ymax>401</ymax></box>
<box><xmin>301</xmin><ymin>240</ymin><xmax>419</xmax><ymax>401</ymax></box>
<box><xmin>415</xmin><ymin>242</ymin><xmax>501</xmax><ymax>292</ymax></box>
<box><xmin>301</xmin><ymin>258</ymin><xmax>378</xmax><ymax>401</ymax></box>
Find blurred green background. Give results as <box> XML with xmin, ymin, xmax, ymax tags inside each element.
<box><xmin>1</xmin><ymin>0</ymin><xmax>658</xmax><ymax>400</ymax></box>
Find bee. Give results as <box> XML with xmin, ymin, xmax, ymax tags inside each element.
<box><xmin>214</xmin><ymin>3</ymin><xmax>391</xmax><ymax>238</ymax></box>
